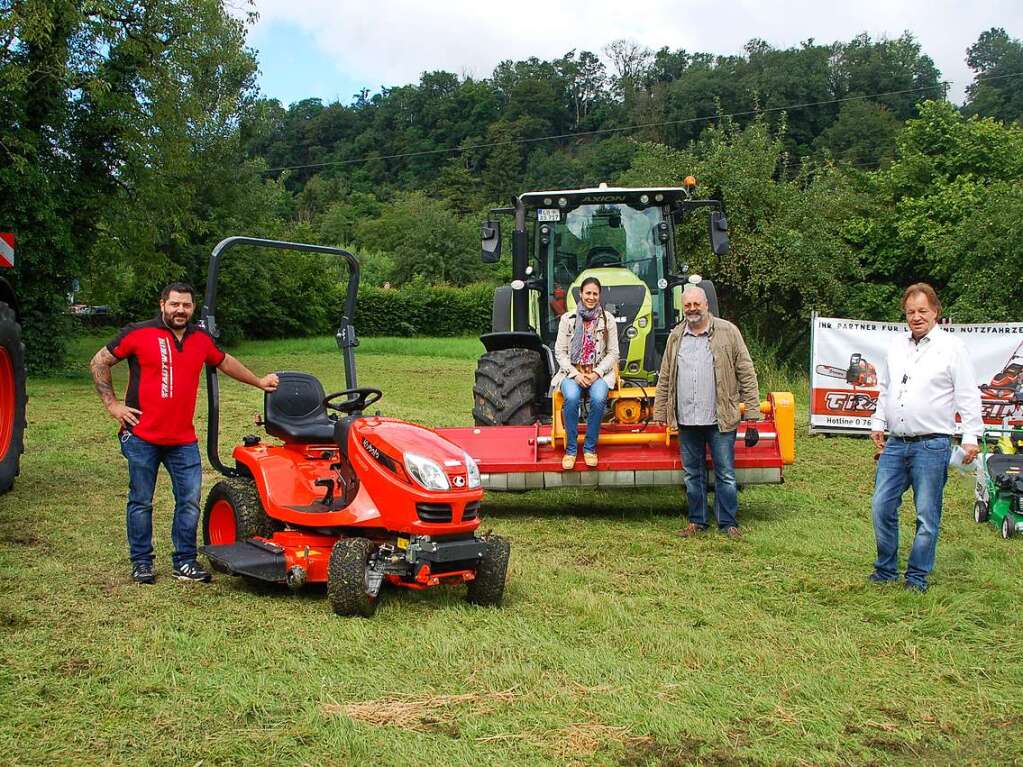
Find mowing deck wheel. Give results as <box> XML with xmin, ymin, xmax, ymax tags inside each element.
<box><xmin>974</xmin><ymin>500</ymin><xmax>989</xmax><ymax>524</ymax></box>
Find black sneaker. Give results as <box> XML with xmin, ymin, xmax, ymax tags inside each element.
<box><xmin>132</xmin><ymin>561</ymin><xmax>156</xmax><ymax>585</ymax></box>
<box><xmin>868</xmin><ymin>572</ymin><xmax>898</xmax><ymax>585</ymax></box>
<box><xmin>172</xmin><ymin>560</ymin><xmax>212</xmax><ymax>583</ymax></box>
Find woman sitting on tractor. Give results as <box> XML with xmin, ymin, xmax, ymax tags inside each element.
<box><xmin>552</xmin><ymin>276</ymin><xmax>620</xmax><ymax>469</ymax></box>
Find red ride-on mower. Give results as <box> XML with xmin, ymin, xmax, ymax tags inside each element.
<box><xmin>197</xmin><ymin>237</ymin><xmax>510</xmax><ymax>616</ymax></box>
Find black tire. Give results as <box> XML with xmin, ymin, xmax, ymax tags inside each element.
<box><xmin>202</xmin><ymin>478</ymin><xmax>279</xmax><ymax>572</ymax></box>
<box><xmin>975</xmin><ymin>500</ymin><xmax>989</xmax><ymax>524</ymax></box>
<box><xmin>466</xmin><ymin>535</ymin><xmax>511</xmax><ymax>607</ymax></box>
<box><xmin>0</xmin><ymin>301</ymin><xmax>26</xmax><ymax>495</ymax></box>
<box><xmin>1002</xmin><ymin>515</ymin><xmax>1014</xmax><ymax>540</ymax></box>
<box><xmin>472</xmin><ymin>349</ymin><xmax>545</xmax><ymax>426</ymax></box>
<box><xmin>327</xmin><ymin>537</ymin><xmax>378</xmax><ymax>617</ymax></box>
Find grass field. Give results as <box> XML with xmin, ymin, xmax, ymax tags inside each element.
<box><xmin>2</xmin><ymin>333</ymin><xmax>1021</xmax><ymax>766</ymax></box>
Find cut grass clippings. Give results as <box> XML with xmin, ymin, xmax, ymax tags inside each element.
<box><xmin>324</xmin><ymin>688</ymin><xmax>520</xmax><ymax>732</ymax></box>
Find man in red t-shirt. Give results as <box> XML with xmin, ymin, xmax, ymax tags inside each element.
<box><xmin>90</xmin><ymin>282</ymin><xmax>278</xmax><ymax>584</ymax></box>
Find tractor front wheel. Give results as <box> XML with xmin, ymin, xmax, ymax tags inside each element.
<box><xmin>466</xmin><ymin>535</ymin><xmax>511</xmax><ymax>607</ymax></box>
<box><xmin>472</xmin><ymin>348</ymin><xmax>545</xmax><ymax>426</ymax></box>
<box><xmin>0</xmin><ymin>301</ymin><xmax>26</xmax><ymax>495</ymax></box>
<box><xmin>327</xmin><ymin>537</ymin><xmax>379</xmax><ymax>617</ymax></box>
<box><xmin>974</xmin><ymin>500</ymin><xmax>989</xmax><ymax>524</ymax></box>
<box><xmin>1002</xmin><ymin>515</ymin><xmax>1015</xmax><ymax>540</ymax></box>
<box><xmin>202</xmin><ymin>478</ymin><xmax>279</xmax><ymax>571</ymax></box>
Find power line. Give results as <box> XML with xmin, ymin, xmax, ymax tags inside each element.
<box><xmin>260</xmin><ymin>71</ymin><xmax>1023</xmax><ymax>175</ymax></box>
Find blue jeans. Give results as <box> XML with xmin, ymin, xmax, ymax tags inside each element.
<box><xmin>871</xmin><ymin>435</ymin><xmax>951</xmax><ymax>588</ymax></box>
<box><xmin>561</xmin><ymin>377</ymin><xmax>610</xmax><ymax>455</ymax></box>
<box><xmin>119</xmin><ymin>433</ymin><xmax>203</xmax><ymax>566</ymax></box>
<box><xmin>678</xmin><ymin>425</ymin><xmax>738</xmax><ymax>529</ymax></box>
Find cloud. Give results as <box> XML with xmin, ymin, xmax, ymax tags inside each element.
<box><xmin>248</xmin><ymin>0</ymin><xmax>1020</xmax><ymax>104</ymax></box>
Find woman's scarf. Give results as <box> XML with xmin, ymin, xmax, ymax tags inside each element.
<box><xmin>570</xmin><ymin>303</ymin><xmax>603</xmax><ymax>364</ymax></box>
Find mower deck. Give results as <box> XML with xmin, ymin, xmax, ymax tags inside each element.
<box><xmin>437</xmin><ymin>420</ymin><xmax>787</xmax><ymax>490</ymax></box>
<box><xmin>205</xmin><ymin>539</ymin><xmax>287</xmax><ymax>582</ymax></box>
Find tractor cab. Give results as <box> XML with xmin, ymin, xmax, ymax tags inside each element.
<box><xmin>475</xmin><ymin>181</ymin><xmax>727</xmax><ymax>424</ymax></box>
<box><xmin>532</xmin><ymin>193</ymin><xmax>667</xmax><ymax>381</ymax></box>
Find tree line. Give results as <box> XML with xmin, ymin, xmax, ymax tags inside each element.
<box><xmin>2</xmin><ymin>3</ymin><xmax>1022</xmax><ymax>369</ymax></box>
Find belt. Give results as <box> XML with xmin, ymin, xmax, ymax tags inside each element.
<box><xmin>891</xmin><ymin>433</ymin><xmax>951</xmax><ymax>442</ymax></box>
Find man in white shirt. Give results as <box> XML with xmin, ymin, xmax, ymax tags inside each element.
<box><xmin>869</xmin><ymin>283</ymin><xmax>983</xmax><ymax>592</ymax></box>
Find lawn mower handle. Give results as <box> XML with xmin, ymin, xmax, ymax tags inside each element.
<box><xmin>200</xmin><ymin>236</ymin><xmax>361</xmax><ymax>478</ymax></box>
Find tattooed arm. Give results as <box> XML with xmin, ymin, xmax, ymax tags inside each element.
<box><xmin>90</xmin><ymin>347</ymin><xmax>142</xmax><ymax>428</ymax></box>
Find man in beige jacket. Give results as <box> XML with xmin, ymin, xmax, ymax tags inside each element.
<box><xmin>653</xmin><ymin>285</ymin><xmax>761</xmax><ymax>538</ymax></box>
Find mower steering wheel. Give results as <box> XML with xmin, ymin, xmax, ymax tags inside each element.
<box><xmin>323</xmin><ymin>387</ymin><xmax>383</xmax><ymax>415</ymax></box>
<box><xmin>585</xmin><ymin>246</ymin><xmax>623</xmax><ymax>268</ymax></box>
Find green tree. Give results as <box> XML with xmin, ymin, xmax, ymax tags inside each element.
<box><xmin>852</xmin><ymin>100</ymin><xmax>1023</xmax><ymax>320</ymax></box>
<box><xmin>353</xmin><ymin>192</ymin><xmax>482</xmax><ymax>285</ymax></box>
<box><xmin>0</xmin><ymin>0</ymin><xmax>262</xmax><ymax>367</ymax></box>
<box><xmin>815</xmin><ymin>100</ymin><xmax>900</xmax><ymax>167</ymax></box>
<box><xmin>621</xmin><ymin>118</ymin><xmax>868</xmax><ymax>353</ymax></box>
<box><xmin>963</xmin><ymin>28</ymin><xmax>1023</xmax><ymax>123</ymax></box>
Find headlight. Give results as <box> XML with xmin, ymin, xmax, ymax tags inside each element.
<box><xmin>464</xmin><ymin>452</ymin><xmax>481</xmax><ymax>488</ymax></box>
<box><xmin>404</xmin><ymin>452</ymin><xmax>450</xmax><ymax>491</ymax></box>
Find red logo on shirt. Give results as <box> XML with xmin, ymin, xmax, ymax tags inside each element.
<box><xmin>158</xmin><ymin>337</ymin><xmax>173</xmax><ymax>398</ymax></box>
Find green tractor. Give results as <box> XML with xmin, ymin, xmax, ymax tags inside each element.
<box><xmin>472</xmin><ymin>180</ymin><xmax>729</xmax><ymax>426</ymax></box>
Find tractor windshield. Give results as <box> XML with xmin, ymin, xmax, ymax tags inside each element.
<box><xmin>538</xmin><ymin>203</ymin><xmax>666</xmax><ymax>330</ymax></box>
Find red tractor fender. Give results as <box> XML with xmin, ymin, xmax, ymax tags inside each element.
<box><xmin>231</xmin><ymin>442</ymin><xmax>382</xmax><ymax>528</ymax></box>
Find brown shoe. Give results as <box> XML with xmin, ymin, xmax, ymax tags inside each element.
<box><xmin>677</xmin><ymin>522</ymin><xmax>703</xmax><ymax>538</ymax></box>
<box><xmin>562</xmin><ymin>453</ymin><xmax>576</xmax><ymax>470</ymax></box>
<box><xmin>583</xmin><ymin>452</ymin><xmax>598</xmax><ymax>468</ymax></box>
<box><xmin>725</xmin><ymin>526</ymin><xmax>743</xmax><ymax>540</ymax></box>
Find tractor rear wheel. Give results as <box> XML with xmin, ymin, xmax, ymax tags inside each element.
<box><xmin>0</xmin><ymin>301</ymin><xmax>26</xmax><ymax>495</ymax></box>
<box><xmin>472</xmin><ymin>348</ymin><xmax>545</xmax><ymax>426</ymax></box>
<box><xmin>466</xmin><ymin>535</ymin><xmax>511</xmax><ymax>607</ymax></box>
<box><xmin>202</xmin><ymin>478</ymin><xmax>279</xmax><ymax>571</ymax></box>
<box><xmin>327</xmin><ymin>537</ymin><xmax>379</xmax><ymax>617</ymax></box>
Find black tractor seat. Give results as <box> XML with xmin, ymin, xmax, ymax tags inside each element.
<box><xmin>264</xmin><ymin>371</ymin><xmax>337</xmax><ymax>443</ymax></box>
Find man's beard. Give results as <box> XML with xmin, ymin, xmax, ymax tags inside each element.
<box><xmin>163</xmin><ymin>311</ymin><xmax>190</xmax><ymax>328</ymax></box>
<box><xmin>685</xmin><ymin>311</ymin><xmax>706</xmax><ymax>326</ymax></box>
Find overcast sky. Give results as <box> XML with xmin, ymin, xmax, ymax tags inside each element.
<box><xmin>247</xmin><ymin>0</ymin><xmax>1019</xmax><ymax>108</ymax></box>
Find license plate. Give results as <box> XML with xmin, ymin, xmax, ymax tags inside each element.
<box><xmin>537</xmin><ymin>209</ymin><xmax>560</xmax><ymax>222</ymax></box>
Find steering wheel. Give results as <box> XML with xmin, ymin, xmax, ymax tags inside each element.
<box><xmin>323</xmin><ymin>387</ymin><xmax>383</xmax><ymax>414</ymax></box>
<box><xmin>585</xmin><ymin>245</ymin><xmax>623</xmax><ymax>268</ymax></box>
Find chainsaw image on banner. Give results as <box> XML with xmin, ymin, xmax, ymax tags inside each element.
<box><xmin>815</xmin><ymin>353</ymin><xmax>878</xmax><ymax>388</ymax></box>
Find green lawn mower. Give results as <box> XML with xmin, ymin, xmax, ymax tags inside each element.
<box><xmin>974</xmin><ymin>386</ymin><xmax>1023</xmax><ymax>539</ymax></box>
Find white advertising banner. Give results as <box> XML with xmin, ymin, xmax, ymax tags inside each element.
<box><xmin>809</xmin><ymin>315</ymin><xmax>1023</xmax><ymax>434</ymax></box>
